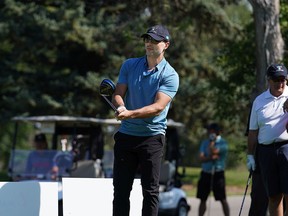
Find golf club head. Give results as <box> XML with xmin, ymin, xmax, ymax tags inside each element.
<box><xmin>100</xmin><ymin>79</ymin><xmax>116</xmax><ymax>96</ymax></box>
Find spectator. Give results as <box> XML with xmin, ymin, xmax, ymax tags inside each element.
<box><xmin>26</xmin><ymin>133</ymin><xmax>58</xmax><ymax>178</ymax></box>
<box><xmin>196</xmin><ymin>123</ymin><xmax>229</xmax><ymax>216</ymax></box>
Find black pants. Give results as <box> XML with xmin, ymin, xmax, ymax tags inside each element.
<box><xmin>248</xmin><ymin>171</ymin><xmax>268</xmax><ymax>216</ymax></box>
<box><xmin>112</xmin><ymin>132</ymin><xmax>165</xmax><ymax>216</ymax></box>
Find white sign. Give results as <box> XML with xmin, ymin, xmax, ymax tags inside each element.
<box><xmin>62</xmin><ymin>178</ymin><xmax>142</xmax><ymax>216</ymax></box>
<box><xmin>0</xmin><ymin>181</ymin><xmax>58</xmax><ymax>216</ymax></box>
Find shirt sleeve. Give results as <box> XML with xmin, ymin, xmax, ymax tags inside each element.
<box><xmin>159</xmin><ymin>71</ymin><xmax>179</xmax><ymax>99</ymax></box>
<box><xmin>249</xmin><ymin>100</ymin><xmax>259</xmax><ymax>130</ymax></box>
<box><xmin>117</xmin><ymin>59</ymin><xmax>130</xmax><ymax>84</ymax></box>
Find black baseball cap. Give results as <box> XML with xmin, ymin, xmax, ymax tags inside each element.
<box><xmin>141</xmin><ymin>25</ymin><xmax>170</xmax><ymax>42</ymax></box>
<box><xmin>207</xmin><ymin>123</ymin><xmax>221</xmax><ymax>133</ymax></box>
<box><xmin>266</xmin><ymin>63</ymin><xmax>288</xmax><ymax>78</ymax></box>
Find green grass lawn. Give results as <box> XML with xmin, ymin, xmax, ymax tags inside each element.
<box><xmin>181</xmin><ymin>166</ymin><xmax>250</xmax><ymax>197</ymax></box>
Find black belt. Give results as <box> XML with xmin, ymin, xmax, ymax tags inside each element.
<box><xmin>260</xmin><ymin>140</ymin><xmax>288</xmax><ymax>147</ymax></box>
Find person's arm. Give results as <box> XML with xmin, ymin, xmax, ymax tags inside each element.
<box><xmin>112</xmin><ymin>83</ymin><xmax>127</xmax><ymax>108</ymax></box>
<box><xmin>246</xmin><ymin>129</ymin><xmax>258</xmax><ymax>171</ymax></box>
<box><xmin>114</xmin><ymin>87</ymin><xmax>171</xmax><ymax>119</ymax></box>
<box><xmin>199</xmin><ymin>152</ymin><xmax>210</xmax><ymax>162</ymax></box>
<box><xmin>199</xmin><ymin>141</ymin><xmax>218</xmax><ymax>162</ymax></box>
<box><xmin>247</xmin><ymin>129</ymin><xmax>258</xmax><ymax>155</ymax></box>
<box><xmin>208</xmin><ymin>140</ymin><xmax>220</xmax><ymax>160</ymax></box>
<box><xmin>199</xmin><ymin>152</ymin><xmax>217</xmax><ymax>162</ymax></box>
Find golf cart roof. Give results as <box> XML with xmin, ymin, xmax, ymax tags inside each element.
<box><xmin>12</xmin><ymin>115</ymin><xmax>184</xmax><ymax>128</ymax></box>
<box><xmin>12</xmin><ymin>115</ymin><xmax>119</xmax><ymax>125</ymax></box>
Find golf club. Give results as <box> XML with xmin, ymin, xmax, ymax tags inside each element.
<box><xmin>238</xmin><ymin>170</ymin><xmax>252</xmax><ymax>216</ymax></box>
<box><xmin>207</xmin><ymin>165</ymin><xmax>215</xmax><ymax>216</ymax></box>
<box><xmin>99</xmin><ymin>79</ymin><xmax>117</xmax><ymax>112</ymax></box>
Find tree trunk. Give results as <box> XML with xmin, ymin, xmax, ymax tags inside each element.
<box><xmin>248</xmin><ymin>0</ymin><xmax>284</xmax><ymax>100</ymax></box>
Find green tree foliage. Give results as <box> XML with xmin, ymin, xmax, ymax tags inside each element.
<box><xmin>0</xmin><ymin>0</ymin><xmax>123</xmax><ymax>120</ymax></box>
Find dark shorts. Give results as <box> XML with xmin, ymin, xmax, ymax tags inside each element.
<box><xmin>196</xmin><ymin>170</ymin><xmax>226</xmax><ymax>201</ymax></box>
<box><xmin>258</xmin><ymin>143</ymin><xmax>288</xmax><ymax>196</ymax></box>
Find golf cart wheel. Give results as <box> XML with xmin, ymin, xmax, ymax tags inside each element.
<box><xmin>175</xmin><ymin>200</ymin><xmax>188</xmax><ymax>216</ymax></box>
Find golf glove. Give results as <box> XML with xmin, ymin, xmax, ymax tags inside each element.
<box><xmin>246</xmin><ymin>154</ymin><xmax>256</xmax><ymax>171</ymax></box>
<box><xmin>117</xmin><ymin>105</ymin><xmax>126</xmax><ymax>113</ymax></box>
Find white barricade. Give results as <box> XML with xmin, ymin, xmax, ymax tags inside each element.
<box><xmin>62</xmin><ymin>178</ymin><xmax>142</xmax><ymax>216</ymax></box>
<box><xmin>0</xmin><ymin>181</ymin><xmax>58</xmax><ymax>216</ymax></box>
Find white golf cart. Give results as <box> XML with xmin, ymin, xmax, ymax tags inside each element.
<box><xmin>158</xmin><ymin>123</ymin><xmax>191</xmax><ymax>216</ymax></box>
<box><xmin>8</xmin><ymin>115</ymin><xmax>190</xmax><ymax>216</ymax></box>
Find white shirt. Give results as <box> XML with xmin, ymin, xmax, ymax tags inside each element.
<box><xmin>249</xmin><ymin>87</ymin><xmax>288</xmax><ymax>144</ymax></box>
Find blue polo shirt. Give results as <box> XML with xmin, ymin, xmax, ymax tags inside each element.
<box><xmin>199</xmin><ymin>136</ymin><xmax>228</xmax><ymax>172</ymax></box>
<box><xmin>117</xmin><ymin>56</ymin><xmax>179</xmax><ymax>136</ymax></box>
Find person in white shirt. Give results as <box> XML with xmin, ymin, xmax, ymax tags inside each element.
<box><xmin>247</xmin><ymin>63</ymin><xmax>288</xmax><ymax>216</ymax></box>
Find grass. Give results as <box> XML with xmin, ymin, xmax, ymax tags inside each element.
<box><xmin>180</xmin><ymin>166</ymin><xmax>250</xmax><ymax>197</ymax></box>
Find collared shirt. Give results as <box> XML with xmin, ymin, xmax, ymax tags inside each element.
<box><xmin>199</xmin><ymin>136</ymin><xmax>228</xmax><ymax>172</ymax></box>
<box><xmin>117</xmin><ymin>56</ymin><xmax>179</xmax><ymax>136</ymax></box>
<box><xmin>249</xmin><ymin>87</ymin><xmax>288</xmax><ymax>144</ymax></box>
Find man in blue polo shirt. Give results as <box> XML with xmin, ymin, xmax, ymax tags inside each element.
<box><xmin>196</xmin><ymin>123</ymin><xmax>229</xmax><ymax>216</ymax></box>
<box><xmin>111</xmin><ymin>24</ymin><xmax>179</xmax><ymax>216</ymax></box>
<box><xmin>247</xmin><ymin>63</ymin><xmax>288</xmax><ymax>216</ymax></box>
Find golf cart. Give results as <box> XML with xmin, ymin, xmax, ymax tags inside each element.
<box><xmin>158</xmin><ymin>123</ymin><xmax>191</xmax><ymax>216</ymax></box>
<box><xmin>8</xmin><ymin>115</ymin><xmax>190</xmax><ymax>216</ymax></box>
<box><xmin>8</xmin><ymin>115</ymin><xmax>118</xmax><ymax>215</ymax></box>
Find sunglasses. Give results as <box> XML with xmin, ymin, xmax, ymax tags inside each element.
<box><xmin>143</xmin><ymin>36</ymin><xmax>163</xmax><ymax>44</ymax></box>
<box><xmin>271</xmin><ymin>78</ymin><xmax>287</xmax><ymax>83</ymax></box>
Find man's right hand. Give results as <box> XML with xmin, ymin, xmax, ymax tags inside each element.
<box><xmin>246</xmin><ymin>154</ymin><xmax>256</xmax><ymax>171</ymax></box>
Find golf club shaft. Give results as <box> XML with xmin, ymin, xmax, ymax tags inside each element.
<box><xmin>238</xmin><ymin>170</ymin><xmax>252</xmax><ymax>216</ymax></box>
<box><xmin>207</xmin><ymin>165</ymin><xmax>215</xmax><ymax>216</ymax></box>
<box><xmin>102</xmin><ymin>95</ymin><xmax>117</xmax><ymax>112</ymax></box>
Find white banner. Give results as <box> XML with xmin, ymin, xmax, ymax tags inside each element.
<box><xmin>0</xmin><ymin>181</ymin><xmax>58</xmax><ymax>216</ymax></box>
<box><xmin>62</xmin><ymin>178</ymin><xmax>142</xmax><ymax>216</ymax></box>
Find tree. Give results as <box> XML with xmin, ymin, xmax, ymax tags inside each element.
<box><xmin>248</xmin><ymin>0</ymin><xmax>284</xmax><ymax>99</ymax></box>
<box><xmin>0</xmin><ymin>0</ymin><xmax>122</xmax><ymax>120</ymax></box>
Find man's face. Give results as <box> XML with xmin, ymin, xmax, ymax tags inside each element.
<box><xmin>208</xmin><ymin>129</ymin><xmax>219</xmax><ymax>140</ymax></box>
<box><xmin>143</xmin><ymin>36</ymin><xmax>170</xmax><ymax>57</ymax></box>
<box><xmin>34</xmin><ymin>141</ymin><xmax>47</xmax><ymax>150</ymax></box>
<box><xmin>269</xmin><ymin>76</ymin><xmax>287</xmax><ymax>97</ymax></box>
